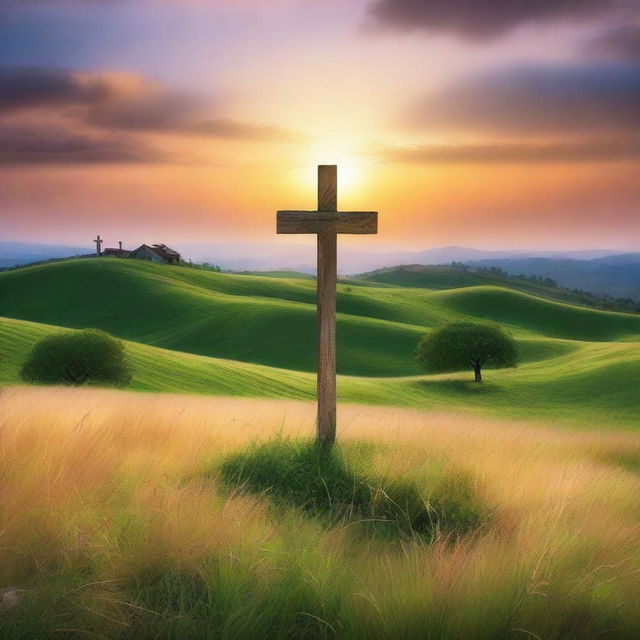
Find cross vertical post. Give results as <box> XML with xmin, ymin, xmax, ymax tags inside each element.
<box><xmin>316</xmin><ymin>165</ymin><xmax>338</xmax><ymax>443</ymax></box>
<box><xmin>277</xmin><ymin>165</ymin><xmax>378</xmax><ymax>445</ymax></box>
<box><xmin>94</xmin><ymin>235</ymin><xmax>102</xmax><ymax>256</ymax></box>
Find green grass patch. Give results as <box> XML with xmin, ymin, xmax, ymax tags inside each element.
<box><xmin>2</xmin><ymin>315</ymin><xmax>639</xmax><ymax>428</ymax></box>
<box><xmin>217</xmin><ymin>438</ymin><xmax>484</xmax><ymax>541</ymax></box>
<box><xmin>1</xmin><ymin>259</ymin><xmax>638</xmax><ymax>377</ymax></box>
<box><xmin>599</xmin><ymin>450</ymin><xmax>640</xmax><ymax>474</ymax></box>
<box><xmin>120</xmin><ymin>563</ymin><xmax>349</xmax><ymax>640</ymax></box>
<box><xmin>2</xmin><ymin>259</ymin><xmax>640</xmax><ymax>428</ymax></box>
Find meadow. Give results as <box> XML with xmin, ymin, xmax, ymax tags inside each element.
<box><xmin>0</xmin><ymin>259</ymin><xmax>639</xmax><ymax>638</ymax></box>
<box><xmin>1</xmin><ymin>387</ymin><xmax>639</xmax><ymax>639</ymax></box>
<box><xmin>1</xmin><ymin>259</ymin><xmax>639</xmax><ymax>426</ymax></box>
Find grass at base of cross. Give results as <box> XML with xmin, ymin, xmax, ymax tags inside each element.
<box><xmin>215</xmin><ymin>437</ymin><xmax>485</xmax><ymax>541</ymax></box>
<box><xmin>0</xmin><ymin>387</ymin><xmax>638</xmax><ymax>640</ymax></box>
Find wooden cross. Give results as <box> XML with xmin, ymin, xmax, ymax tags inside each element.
<box><xmin>94</xmin><ymin>235</ymin><xmax>103</xmax><ymax>256</ymax></box>
<box><xmin>277</xmin><ymin>165</ymin><xmax>377</xmax><ymax>444</ymax></box>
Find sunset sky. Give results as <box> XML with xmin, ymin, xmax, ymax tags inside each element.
<box><xmin>1</xmin><ymin>0</ymin><xmax>639</xmax><ymax>251</ymax></box>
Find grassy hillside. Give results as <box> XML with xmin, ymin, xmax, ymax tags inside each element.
<box><xmin>429</xmin><ymin>286</ymin><xmax>639</xmax><ymax>341</ymax></box>
<box><xmin>357</xmin><ymin>264</ymin><xmax>640</xmax><ymax>312</ymax></box>
<box><xmin>2</xmin><ymin>315</ymin><xmax>638</xmax><ymax>426</ymax></box>
<box><xmin>357</xmin><ymin>264</ymin><xmax>565</xmax><ymax>293</ymax></box>
<box><xmin>0</xmin><ymin>316</ymin><xmax>315</xmax><ymax>400</ymax></box>
<box><xmin>1</xmin><ymin>259</ymin><xmax>638</xmax><ymax>378</ymax></box>
<box><xmin>2</xmin><ymin>265</ymin><xmax>638</xmax><ymax>639</ymax></box>
<box><xmin>231</xmin><ymin>269</ymin><xmax>315</xmax><ymax>280</ymax></box>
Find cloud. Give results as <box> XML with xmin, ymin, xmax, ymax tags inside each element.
<box><xmin>181</xmin><ymin>119</ymin><xmax>303</xmax><ymax>141</ymax></box>
<box><xmin>382</xmin><ymin>138</ymin><xmax>640</xmax><ymax>164</ymax></box>
<box><xmin>0</xmin><ymin>66</ymin><xmax>299</xmax><ymax>143</ymax></box>
<box><xmin>589</xmin><ymin>23</ymin><xmax>640</xmax><ymax>59</ymax></box>
<box><xmin>409</xmin><ymin>64</ymin><xmax>640</xmax><ymax>135</ymax></box>
<box><xmin>366</xmin><ymin>0</ymin><xmax>625</xmax><ymax>40</ymax></box>
<box><xmin>0</xmin><ymin>123</ymin><xmax>160</xmax><ymax>164</ymax></box>
<box><xmin>0</xmin><ymin>66</ymin><xmax>112</xmax><ymax>112</ymax></box>
<box><xmin>87</xmin><ymin>90</ymin><xmax>300</xmax><ymax>141</ymax></box>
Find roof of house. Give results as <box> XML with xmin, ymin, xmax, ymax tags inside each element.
<box><xmin>102</xmin><ymin>248</ymin><xmax>130</xmax><ymax>256</ymax></box>
<box><xmin>149</xmin><ymin>244</ymin><xmax>181</xmax><ymax>260</ymax></box>
<box><xmin>131</xmin><ymin>243</ymin><xmax>181</xmax><ymax>259</ymax></box>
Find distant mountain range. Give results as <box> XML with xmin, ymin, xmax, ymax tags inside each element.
<box><xmin>0</xmin><ymin>242</ymin><xmax>88</xmax><ymax>269</ymax></box>
<box><xmin>2</xmin><ymin>241</ymin><xmax>638</xmax><ymax>298</ymax></box>
<box><xmin>171</xmin><ymin>243</ymin><xmax>628</xmax><ymax>275</ymax></box>
<box><xmin>467</xmin><ymin>255</ymin><xmax>640</xmax><ymax>299</ymax></box>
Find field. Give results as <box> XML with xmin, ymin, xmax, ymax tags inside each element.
<box><xmin>0</xmin><ymin>259</ymin><xmax>639</xmax><ymax>638</ymax></box>
<box><xmin>1</xmin><ymin>259</ymin><xmax>639</xmax><ymax>426</ymax></box>
<box><xmin>1</xmin><ymin>387</ymin><xmax>639</xmax><ymax>639</ymax></box>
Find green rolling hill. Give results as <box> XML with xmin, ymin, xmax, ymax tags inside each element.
<box><xmin>355</xmin><ymin>264</ymin><xmax>640</xmax><ymax>313</ymax></box>
<box><xmin>0</xmin><ymin>258</ymin><xmax>638</xmax><ymax>427</ymax></box>
<box><xmin>355</xmin><ymin>264</ymin><xmax>567</xmax><ymax>293</ymax></box>
<box><xmin>356</xmin><ymin>264</ymin><xmax>515</xmax><ymax>289</ymax></box>
<box><xmin>2</xmin><ymin>259</ymin><xmax>639</xmax><ymax>371</ymax></box>
<box><xmin>0</xmin><ymin>315</ymin><xmax>638</xmax><ymax>427</ymax></box>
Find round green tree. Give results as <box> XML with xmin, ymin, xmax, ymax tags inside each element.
<box><xmin>21</xmin><ymin>329</ymin><xmax>132</xmax><ymax>387</ymax></box>
<box><xmin>416</xmin><ymin>321</ymin><xmax>518</xmax><ymax>383</ymax></box>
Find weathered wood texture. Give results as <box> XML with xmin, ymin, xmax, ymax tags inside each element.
<box><xmin>318</xmin><ymin>165</ymin><xmax>337</xmax><ymax>212</ymax></box>
<box><xmin>276</xmin><ymin>211</ymin><xmax>377</xmax><ymax>234</ymax></box>
<box><xmin>94</xmin><ymin>235</ymin><xmax>102</xmax><ymax>256</ymax></box>
<box><xmin>317</xmin><ymin>166</ymin><xmax>337</xmax><ymax>443</ymax></box>
<box><xmin>316</xmin><ymin>229</ymin><xmax>337</xmax><ymax>443</ymax></box>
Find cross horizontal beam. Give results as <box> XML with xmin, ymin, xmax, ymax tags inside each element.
<box><xmin>277</xmin><ymin>210</ymin><xmax>377</xmax><ymax>234</ymax></box>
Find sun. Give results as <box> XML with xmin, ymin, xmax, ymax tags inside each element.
<box><xmin>299</xmin><ymin>143</ymin><xmax>365</xmax><ymax>203</ymax></box>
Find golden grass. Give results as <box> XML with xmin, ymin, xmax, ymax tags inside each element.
<box><xmin>1</xmin><ymin>385</ymin><xmax>639</xmax><ymax>638</ymax></box>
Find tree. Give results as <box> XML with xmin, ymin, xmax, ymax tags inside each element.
<box><xmin>21</xmin><ymin>329</ymin><xmax>132</xmax><ymax>387</ymax></box>
<box><xmin>415</xmin><ymin>321</ymin><xmax>518</xmax><ymax>383</ymax></box>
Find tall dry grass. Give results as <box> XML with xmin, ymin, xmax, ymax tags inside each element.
<box><xmin>0</xmin><ymin>385</ymin><xmax>639</xmax><ymax>639</ymax></box>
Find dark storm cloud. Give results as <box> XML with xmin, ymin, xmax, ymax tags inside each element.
<box><xmin>411</xmin><ymin>64</ymin><xmax>640</xmax><ymax>134</ymax></box>
<box><xmin>0</xmin><ymin>124</ymin><xmax>160</xmax><ymax>164</ymax></box>
<box><xmin>0</xmin><ymin>66</ymin><xmax>298</xmax><ymax>142</ymax></box>
<box><xmin>367</xmin><ymin>0</ymin><xmax>626</xmax><ymax>40</ymax></box>
<box><xmin>590</xmin><ymin>23</ymin><xmax>640</xmax><ymax>59</ymax></box>
<box><xmin>367</xmin><ymin>0</ymin><xmax>627</xmax><ymax>40</ymax></box>
<box><xmin>383</xmin><ymin>138</ymin><xmax>640</xmax><ymax>164</ymax></box>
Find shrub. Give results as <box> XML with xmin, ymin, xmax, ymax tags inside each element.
<box><xmin>20</xmin><ymin>329</ymin><xmax>132</xmax><ymax>387</ymax></box>
<box><xmin>416</xmin><ymin>321</ymin><xmax>518</xmax><ymax>382</ymax></box>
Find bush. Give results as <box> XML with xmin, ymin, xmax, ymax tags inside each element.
<box><xmin>218</xmin><ymin>438</ymin><xmax>483</xmax><ymax>541</ymax></box>
<box><xmin>20</xmin><ymin>329</ymin><xmax>132</xmax><ymax>387</ymax></box>
<box><xmin>416</xmin><ymin>321</ymin><xmax>518</xmax><ymax>382</ymax></box>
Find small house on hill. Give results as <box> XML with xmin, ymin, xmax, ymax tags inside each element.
<box><xmin>130</xmin><ymin>244</ymin><xmax>182</xmax><ymax>265</ymax></box>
